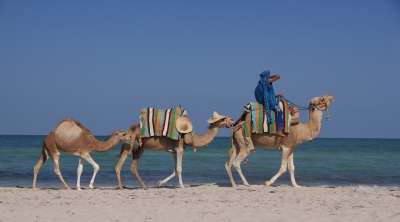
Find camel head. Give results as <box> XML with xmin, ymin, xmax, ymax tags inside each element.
<box><xmin>207</xmin><ymin>111</ymin><xmax>234</xmax><ymax>129</ymax></box>
<box><xmin>115</xmin><ymin>130</ymin><xmax>132</xmax><ymax>143</ymax></box>
<box><xmin>309</xmin><ymin>94</ymin><xmax>334</xmax><ymax>111</ymax></box>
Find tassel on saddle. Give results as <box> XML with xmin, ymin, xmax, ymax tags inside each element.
<box><xmin>289</xmin><ymin>106</ymin><xmax>300</xmax><ymax>126</ymax></box>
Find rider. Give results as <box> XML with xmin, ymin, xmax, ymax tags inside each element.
<box><xmin>254</xmin><ymin>70</ymin><xmax>285</xmax><ymax>137</ymax></box>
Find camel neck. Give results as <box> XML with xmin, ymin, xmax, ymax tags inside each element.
<box><xmin>191</xmin><ymin>125</ymin><xmax>220</xmax><ymax>148</ymax></box>
<box><xmin>304</xmin><ymin>108</ymin><xmax>323</xmax><ymax>141</ymax></box>
<box><xmin>91</xmin><ymin>132</ymin><xmax>121</xmax><ymax>152</ymax></box>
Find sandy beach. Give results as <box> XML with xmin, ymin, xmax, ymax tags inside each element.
<box><xmin>1</xmin><ymin>184</ymin><xmax>399</xmax><ymax>222</ymax></box>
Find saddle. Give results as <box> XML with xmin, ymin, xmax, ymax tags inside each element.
<box><xmin>235</xmin><ymin>100</ymin><xmax>297</xmax><ymax>137</ymax></box>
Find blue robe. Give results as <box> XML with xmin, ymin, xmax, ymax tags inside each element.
<box><xmin>254</xmin><ymin>70</ymin><xmax>278</xmax><ymax>124</ymax></box>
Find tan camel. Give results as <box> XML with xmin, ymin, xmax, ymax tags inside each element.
<box><xmin>115</xmin><ymin>112</ymin><xmax>234</xmax><ymax>189</ymax></box>
<box><xmin>225</xmin><ymin>94</ymin><xmax>334</xmax><ymax>188</ymax></box>
<box><xmin>33</xmin><ymin>118</ymin><xmax>131</xmax><ymax>190</ymax></box>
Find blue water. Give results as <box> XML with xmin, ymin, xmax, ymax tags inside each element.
<box><xmin>0</xmin><ymin>135</ymin><xmax>399</xmax><ymax>189</ymax></box>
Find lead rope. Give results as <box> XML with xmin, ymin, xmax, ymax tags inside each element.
<box><xmin>281</xmin><ymin>95</ymin><xmax>332</xmax><ymax>141</ymax></box>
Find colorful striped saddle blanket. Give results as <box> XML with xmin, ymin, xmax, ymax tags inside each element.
<box><xmin>237</xmin><ymin>100</ymin><xmax>291</xmax><ymax>137</ymax></box>
<box><xmin>140</xmin><ymin>107</ymin><xmax>186</xmax><ymax>140</ymax></box>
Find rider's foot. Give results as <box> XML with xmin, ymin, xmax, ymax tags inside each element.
<box><xmin>277</xmin><ymin>131</ymin><xmax>286</xmax><ymax>137</ymax></box>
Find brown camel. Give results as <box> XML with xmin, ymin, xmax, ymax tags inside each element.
<box><xmin>33</xmin><ymin>118</ymin><xmax>131</xmax><ymax>190</ymax></box>
<box><xmin>115</xmin><ymin>112</ymin><xmax>234</xmax><ymax>189</ymax></box>
<box><xmin>225</xmin><ymin>94</ymin><xmax>334</xmax><ymax>188</ymax></box>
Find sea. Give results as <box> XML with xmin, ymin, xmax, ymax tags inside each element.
<box><xmin>0</xmin><ymin>135</ymin><xmax>399</xmax><ymax>189</ymax></box>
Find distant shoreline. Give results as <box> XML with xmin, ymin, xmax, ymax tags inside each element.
<box><xmin>1</xmin><ymin>135</ymin><xmax>400</xmax><ymax>139</ymax></box>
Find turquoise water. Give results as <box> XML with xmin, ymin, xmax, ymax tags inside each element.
<box><xmin>0</xmin><ymin>135</ymin><xmax>399</xmax><ymax>189</ymax></box>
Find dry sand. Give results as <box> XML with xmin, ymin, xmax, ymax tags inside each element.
<box><xmin>1</xmin><ymin>184</ymin><xmax>399</xmax><ymax>222</ymax></box>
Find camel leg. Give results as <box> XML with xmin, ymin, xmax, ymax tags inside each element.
<box><xmin>33</xmin><ymin>155</ymin><xmax>46</xmax><ymax>190</ymax></box>
<box><xmin>33</xmin><ymin>141</ymin><xmax>50</xmax><ymax>190</ymax></box>
<box><xmin>288</xmin><ymin>152</ymin><xmax>301</xmax><ymax>188</ymax></box>
<box><xmin>129</xmin><ymin>149</ymin><xmax>148</xmax><ymax>190</ymax></box>
<box><xmin>33</xmin><ymin>158</ymin><xmax>44</xmax><ymax>190</ymax></box>
<box><xmin>51</xmin><ymin>152</ymin><xmax>71</xmax><ymax>190</ymax></box>
<box><xmin>266</xmin><ymin>146</ymin><xmax>291</xmax><ymax>187</ymax></box>
<box><xmin>225</xmin><ymin>141</ymin><xmax>240</xmax><ymax>188</ymax></box>
<box><xmin>158</xmin><ymin>152</ymin><xmax>178</xmax><ymax>187</ymax></box>
<box><xmin>115</xmin><ymin>150</ymin><xmax>129</xmax><ymax>190</ymax></box>
<box><xmin>76</xmin><ymin>157</ymin><xmax>84</xmax><ymax>190</ymax></box>
<box><xmin>80</xmin><ymin>153</ymin><xmax>99</xmax><ymax>189</ymax></box>
<box><xmin>175</xmin><ymin>147</ymin><xmax>185</xmax><ymax>188</ymax></box>
<box><xmin>232</xmin><ymin>150</ymin><xmax>250</xmax><ymax>187</ymax></box>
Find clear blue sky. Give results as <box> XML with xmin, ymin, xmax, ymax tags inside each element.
<box><xmin>1</xmin><ymin>0</ymin><xmax>399</xmax><ymax>138</ymax></box>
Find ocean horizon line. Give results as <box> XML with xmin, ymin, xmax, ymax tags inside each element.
<box><xmin>1</xmin><ymin>135</ymin><xmax>399</xmax><ymax>140</ymax></box>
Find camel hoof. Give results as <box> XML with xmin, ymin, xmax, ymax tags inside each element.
<box><xmin>89</xmin><ymin>185</ymin><xmax>94</xmax><ymax>189</ymax></box>
<box><xmin>143</xmin><ymin>186</ymin><xmax>149</xmax><ymax>190</ymax></box>
<box><xmin>232</xmin><ymin>184</ymin><xmax>239</xmax><ymax>189</ymax></box>
<box><xmin>77</xmin><ymin>188</ymin><xmax>82</xmax><ymax>191</ymax></box>
<box><xmin>66</xmin><ymin>187</ymin><xmax>72</xmax><ymax>190</ymax></box>
<box><xmin>266</xmin><ymin>181</ymin><xmax>272</xmax><ymax>187</ymax></box>
<box><xmin>158</xmin><ymin>180</ymin><xmax>163</xmax><ymax>187</ymax></box>
<box><xmin>244</xmin><ymin>183</ymin><xmax>250</xmax><ymax>187</ymax></box>
<box><xmin>118</xmin><ymin>187</ymin><xmax>124</xmax><ymax>190</ymax></box>
<box><xmin>293</xmin><ymin>185</ymin><xmax>301</xmax><ymax>188</ymax></box>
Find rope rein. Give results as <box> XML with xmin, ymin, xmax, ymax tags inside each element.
<box><xmin>280</xmin><ymin>96</ymin><xmax>310</xmax><ymax>110</ymax></box>
<box><xmin>280</xmin><ymin>95</ymin><xmax>330</xmax><ymax>120</ymax></box>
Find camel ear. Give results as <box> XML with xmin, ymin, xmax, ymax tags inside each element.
<box><xmin>182</xmin><ymin>110</ymin><xmax>188</xmax><ymax>117</ymax></box>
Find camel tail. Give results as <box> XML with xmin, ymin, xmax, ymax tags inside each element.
<box><xmin>41</xmin><ymin>141</ymin><xmax>49</xmax><ymax>164</ymax></box>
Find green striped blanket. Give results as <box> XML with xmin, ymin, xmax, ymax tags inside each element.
<box><xmin>140</xmin><ymin>107</ymin><xmax>185</xmax><ymax>140</ymax></box>
<box><xmin>241</xmin><ymin>101</ymin><xmax>291</xmax><ymax>137</ymax></box>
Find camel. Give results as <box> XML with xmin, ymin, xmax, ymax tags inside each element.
<box><xmin>225</xmin><ymin>94</ymin><xmax>334</xmax><ymax>188</ymax></box>
<box><xmin>115</xmin><ymin>112</ymin><xmax>234</xmax><ymax>189</ymax></box>
<box><xmin>33</xmin><ymin>118</ymin><xmax>131</xmax><ymax>190</ymax></box>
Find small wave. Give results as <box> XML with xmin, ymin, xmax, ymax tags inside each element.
<box><xmin>352</xmin><ymin>185</ymin><xmax>399</xmax><ymax>191</ymax></box>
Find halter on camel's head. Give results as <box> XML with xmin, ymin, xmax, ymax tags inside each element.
<box><xmin>309</xmin><ymin>94</ymin><xmax>334</xmax><ymax>110</ymax></box>
<box><xmin>207</xmin><ymin>111</ymin><xmax>234</xmax><ymax>128</ymax></box>
<box><xmin>309</xmin><ymin>94</ymin><xmax>334</xmax><ymax>120</ymax></box>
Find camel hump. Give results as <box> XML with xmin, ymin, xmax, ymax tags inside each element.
<box><xmin>55</xmin><ymin>121</ymin><xmax>83</xmax><ymax>142</ymax></box>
